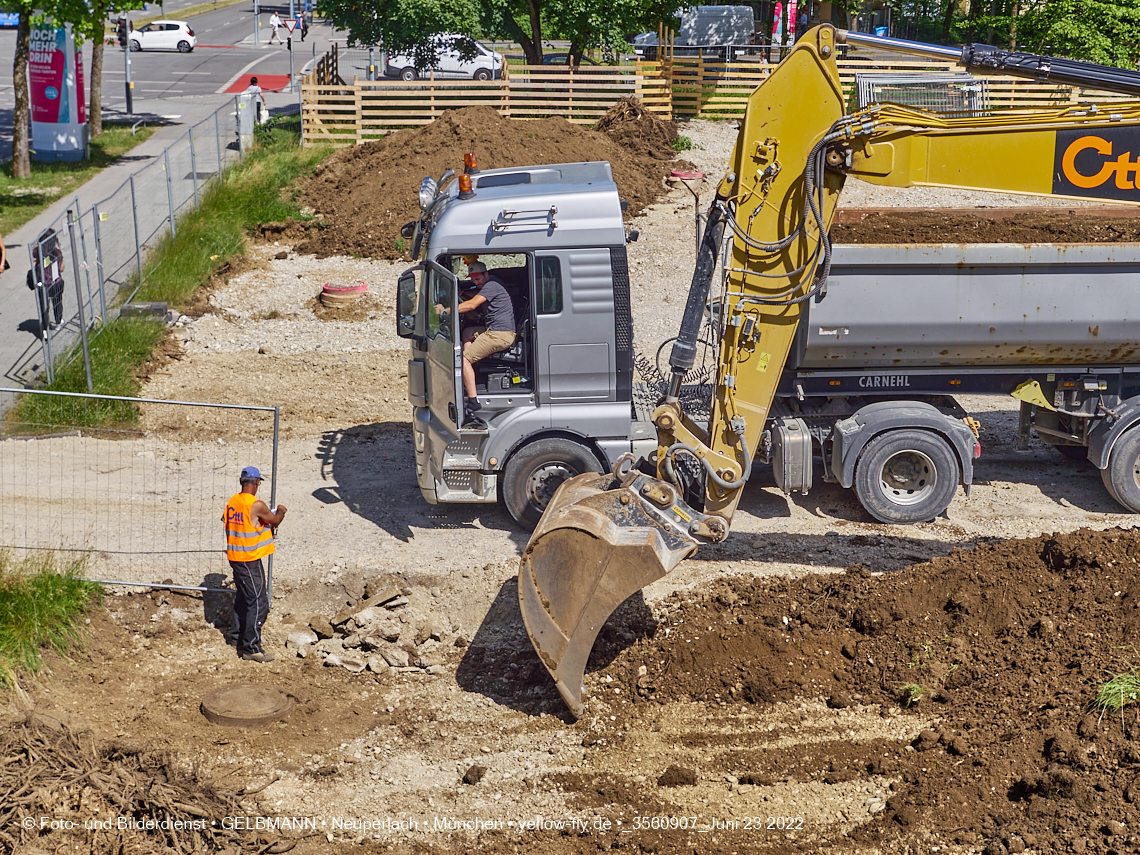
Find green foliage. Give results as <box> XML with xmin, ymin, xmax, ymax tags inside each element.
<box><xmin>1090</xmin><ymin>669</ymin><xmax>1140</xmax><ymax>713</ymax></box>
<box><xmin>898</xmin><ymin>682</ymin><xmax>929</xmax><ymax>707</ymax></box>
<box><xmin>318</xmin><ymin>0</ymin><xmax>683</xmax><ymax>66</ymax></box>
<box><xmin>671</xmin><ymin>135</ymin><xmax>700</xmax><ymax>152</ymax></box>
<box><xmin>978</xmin><ymin>0</ymin><xmax>1140</xmax><ymax>67</ymax></box>
<box><xmin>0</xmin><ymin>550</ymin><xmax>102</xmax><ymax>690</ymax></box>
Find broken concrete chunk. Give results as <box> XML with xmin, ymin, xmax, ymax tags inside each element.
<box><xmin>286</xmin><ymin>629</ymin><xmax>318</xmax><ymax>649</ymax></box>
<box><xmin>379</xmin><ymin>647</ymin><xmax>410</xmax><ymax>668</ymax></box>
<box><xmin>413</xmin><ymin>650</ymin><xmax>445</xmax><ymax>669</ymax></box>
<box><xmin>339</xmin><ymin>653</ymin><xmax>367</xmax><ymax>673</ymax></box>
<box><xmin>364</xmin><ymin>580</ymin><xmax>401</xmax><ymax>602</ymax></box>
<box><xmin>341</xmin><ymin>632</ymin><xmax>364</xmax><ymax>649</ymax></box>
<box><xmin>315</xmin><ymin>638</ymin><xmax>345</xmax><ymax>658</ymax></box>
<box><xmin>384</xmin><ymin>596</ymin><xmax>409</xmax><ymax>610</ymax></box>
<box><xmin>324</xmin><ymin>653</ymin><xmax>344</xmax><ymax>668</ymax></box>
<box><xmin>331</xmin><ymin>586</ymin><xmax>404</xmax><ymax>627</ymax></box>
<box><xmin>308</xmin><ymin>615</ymin><xmax>336</xmax><ymax>639</ymax></box>
<box><xmin>367</xmin><ymin>655</ymin><xmax>389</xmax><ymax>674</ymax></box>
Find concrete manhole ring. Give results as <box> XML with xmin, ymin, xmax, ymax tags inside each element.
<box><xmin>201</xmin><ymin>683</ymin><xmax>295</xmax><ymax>727</ymax></box>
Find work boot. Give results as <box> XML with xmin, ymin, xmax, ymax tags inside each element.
<box><xmin>241</xmin><ymin>651</ymin><xmax>276</xmax><ymax>663</ymax></box>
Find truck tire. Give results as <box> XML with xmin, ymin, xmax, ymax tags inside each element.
<box><xmin>503</xmin><ymin>438</ymin><xmax>603</xmax><ymax>530</ymax></box>
<box><xmin>853</xmin><ymin>429</ymin><xmax>959</xmax><ymax>524</ymax></box>
<box><xmin>400</xmin><ymin>67</ymin><xmax>417</xmax><ymax>81</ymax></box>
<box><xmin>473</xmin><ymin>68</ymin><xmax>492</xmax><ymax>81</ymax></box>
<box><xmin>1101</xmin><ymin>430</ymin><xmax>1140</xmax><ymax>512</ymax></box>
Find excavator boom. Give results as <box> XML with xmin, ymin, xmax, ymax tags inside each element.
<box><xmin>520</xmin><ymin>25</ymin><xmax>1140</xmax><ymax>718</ymax></box>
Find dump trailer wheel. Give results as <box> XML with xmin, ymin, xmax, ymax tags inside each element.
<box><xmin>1102</xmin><ymin>429</ymin><xmax>1140</xmax><ymax>512</ymax></box>
<box><xmin>854</xmin><ymin>429</ymin><xmax>959</xmax><ymax>524</ymax></box>
<box><xmin>504</xmin><ymin>438</ymin><xmax>603</xmax><ymax>530</ymax></box>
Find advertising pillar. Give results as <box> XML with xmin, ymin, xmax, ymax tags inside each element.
<box><xmin>29</xmin><ymin>23</ymin><xmax>88</xmax><ymax>162</ymax></box>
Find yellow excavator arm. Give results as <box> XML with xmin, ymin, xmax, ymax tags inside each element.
<box><xmin>521</xmin><ymin>25</ymin><xmax>1140</xmax><ymax>718</ymax></box>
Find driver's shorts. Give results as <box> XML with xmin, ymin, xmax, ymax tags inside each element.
<box><xmin>463</xmin><ymin>328</ymin><xmax>516</xmax><ymax>363</ymax></box>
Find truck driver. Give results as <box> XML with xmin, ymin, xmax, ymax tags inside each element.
<box><xmin>455</xmin><ymin>262</ymin><xmax>515</xmax><ymax>429</ymax></box>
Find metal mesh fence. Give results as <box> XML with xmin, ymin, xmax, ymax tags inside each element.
<box><xmin>19</xmin><ymin>98</ymin><xmax>245</xmax><ymax>387</ymax></box>
<box><xmin>0</xmin><ymin>388</ymin><xmax>279</xmax><ymax>592</ymax></box>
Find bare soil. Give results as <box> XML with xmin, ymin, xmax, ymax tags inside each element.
<box><xmin>833</xmin><ymin>207</ymin><xmax>1140</xmax><ymax>244</ymax></box>
<box><xmin>6</xmin><ymin>111</ymin><xmax>1140</xmax><ymax>855</ymax></box>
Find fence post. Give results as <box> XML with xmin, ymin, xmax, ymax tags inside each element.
<box><xmin>164</xmin><ymin>149</ymin><xmax>177</xmax><ymax>239</ymax></box>
<box><xmin>266</xmin><ymin>404</ymin><xmax>280</xmax><ymax>600</ymax></box>
<box><xmin>91</xmin><ymin>202</ymin><xmax>108</xmax><ymax>326</ymax></box>
<box><xmin>66</xmin><ymin>209</ymin><xmax>94</xmax><ymax>393</ymax></box>
<box><xmin>129</xmin><ymin>174</ymin><xmax>143</xmax><ymax>285</ymax></box>
<box><xmin>216</xmin><ymin>107</ymin><xmax>224</xmax><ymax>184</ymax></box>
<box><xmin>189</xmin><ymin>130</ymin><xmax>200</xmax><ymax>209</ymax></box>
<box><xmin>234</xmin><ymin>96</ymin><xmax>243</xmax><ymax>164</ymax></box>
<box><xmin>74</xmin><ymin>202</ymin><xmax>106</xmax><ymax>328</ymax></box>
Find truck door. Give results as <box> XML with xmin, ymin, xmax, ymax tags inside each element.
<box><xmin>423</xmin><ymin>260</ymin><xmax>463</xmax><ymax>429</ymax></box>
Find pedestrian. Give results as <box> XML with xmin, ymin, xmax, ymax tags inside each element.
<box><xmin>268</xmin><ymin>10</ymin><xmax>283</xmax><ymax>44</ymax></box>
<box><xmin>223</xmin><ymin>466</ymin><xmax>287</xmax><ymax>663</ymax></box>
<box><xmin>244</xmin><ymin>75</ymin><xmax>266</xmax><ymax>124</ymax></box>
<box><xmin>298</xmin><ymin>10</ymin><xmax>308</xmax><ymax>41</ymax></box>
<box><xmin>26</xmin><ymin>228</ymin><xmax>65</xmax><ymax>336</ymax></box>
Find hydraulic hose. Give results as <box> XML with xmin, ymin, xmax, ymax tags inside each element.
<box><xmin>667</xmin><ymin>198</ymin><xmax>727</xmax><ymax>401</ymax></box>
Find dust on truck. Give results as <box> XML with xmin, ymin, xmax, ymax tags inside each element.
<box><xmin>396</xmin><ymin>161</ymin><xmax>652</xmax><ymax>529</ymax></box>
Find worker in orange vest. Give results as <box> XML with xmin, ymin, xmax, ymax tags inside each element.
<box><xmin>223</xmin><ymin>466</ymin><xmax>287</xmax><ymax>662</ymax></box>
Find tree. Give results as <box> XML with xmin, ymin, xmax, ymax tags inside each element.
<box><xmin>75</xmin><ymin>1</ymin><xmax>147</xmax><ymax>137</ymax></box>
<box><xmin>979</xmin><ymin>0</ymin><xmax>1140</xmax><ymax>67</ymax></box>
<box><xmin>318</xmin><ymin>0</ymin><xmax>682</xmax><ymax>67</ymax></box>
<box><xmin>8</xmin><ymin>0</ymin><xmax>91</xmax><ymax>178</ymax></box>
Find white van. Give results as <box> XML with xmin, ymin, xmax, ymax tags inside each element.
<box><xmin>633</xmin><ymin>5</ymin><xmax>755</xmax><ymax>51</ymax></box>
<box><xmin>384</xmin><ymin>34</ymin><xmax>503</xmax><ymax>81</ymax></box>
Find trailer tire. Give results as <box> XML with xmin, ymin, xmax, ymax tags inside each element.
<box><xmin>1101</xmin><ymin>429</ymin><xmax>1140</xmax><ymax>512</ymax></box>
<box><xmin>503</xmin><ymin>439</ymin><xmax>603</xmax><ymax>531</ymax></box>
<box><xmin>853</xmin><ymin>429</ymin><xmax>959</xmax><ymax>524</ymax></box>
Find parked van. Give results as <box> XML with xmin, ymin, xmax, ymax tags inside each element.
<box><xmin>384</xmin><ymin>33</ymin><xmax>504</xmax><ymax>81</ymax></box>
<box><xmin>633</xmin><ymin>5</ymin><xmax>755</xmax><ymax>54</ymax></box>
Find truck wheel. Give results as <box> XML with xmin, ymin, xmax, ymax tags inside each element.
<box><xmin>503</xmin><ymin>439</ymin><xmax>603</xmax><ymax>530</ymax></box>
<box><xmin>473</xmin><ymin>68</ymin><xmax>492</xmax><ymax>81</ymax></box>
<box><xmin>1102</xmin><ymin>430</ymin><xmax>1140</xmax><ymax>512</ymax></box>
<box><xmin>853</xmin><ymin>429</ymin><xmax>959</xmax><ymax>524</ymax></box>
<box><xmin>400</xmin><ymin>67</ymin><xmax>417</xmax><ymax>81</ymax></box>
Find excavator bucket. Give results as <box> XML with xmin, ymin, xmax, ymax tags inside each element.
<box><xmin>518</xmin><ymin>464</ymin><xmax>700</xmax><ymax>718</ymax></box>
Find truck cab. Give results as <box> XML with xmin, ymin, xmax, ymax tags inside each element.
<box><xmin>396</xmin><ymin>161</ymin><xmax>652</xmax><ymax>527</ymax></box>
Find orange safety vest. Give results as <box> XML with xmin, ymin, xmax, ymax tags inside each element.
<box><xmin>225</xmin><ymin>492</ymin><xmax>274</xmax><ymax>562</ymax></box>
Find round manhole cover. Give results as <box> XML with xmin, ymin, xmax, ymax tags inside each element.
<box><xmin>201</xmin><ymin>683</ymin><xmax>294</xmax><ymax>727</ymax></box>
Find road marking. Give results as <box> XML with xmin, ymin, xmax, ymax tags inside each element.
<box><xmin>216</xmin><ymin>54</ymin><xmax>284</xmax><ymax>94</ymax></box>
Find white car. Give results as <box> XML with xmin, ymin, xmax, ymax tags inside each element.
<box><xmin>129</xmin><ymin>20</ymin><xmax>197</xmax><ymax>53</ymax></box>
<box><xmin>384</xmin><ymin>33</ymin><xmax>502</xmax><ymax>80</ymax></box>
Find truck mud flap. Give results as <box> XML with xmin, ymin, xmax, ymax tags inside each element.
<box><xmin>518</xmin><ymin>466</ymin><xmax>699</xmax><ymax>719</ymax></box>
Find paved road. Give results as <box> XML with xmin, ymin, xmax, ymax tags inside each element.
<box><xmin>0</xmin><ymin>5</ymin><xmax>342</xmax><ymax>391</ymax></box>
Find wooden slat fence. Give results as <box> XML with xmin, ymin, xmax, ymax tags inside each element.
<box><xmin>302</xmin><ymin>51</ymin><xmax>1140</xmax><ymax>147</ymax></box>
<box><xmin>303</xmin><ymin>65</ymin><xmax>670</xmax><ymax>146</ymax></box>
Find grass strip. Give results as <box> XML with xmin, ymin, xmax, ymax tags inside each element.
<box><xmin>0</xmin><ymin>124</ymin><xmax>157</xmax><ymax>238</ymax></box>
<box><xmin>0</xmin><ymin>550</ymin><xmax>103</xmax><ymax>690</ymax></box>
<box><xmin>135</xmin><ymin>121</ymin><xmax>330</xmax><ymax>307</ymax></box>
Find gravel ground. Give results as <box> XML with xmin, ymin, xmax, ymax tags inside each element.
<box><xmin>18</xmin><ymin>117</ymin><xmax>1136</xmax><ymax>855</ymax></box>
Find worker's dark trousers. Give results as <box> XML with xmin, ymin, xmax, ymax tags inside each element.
<box><xmin>229</xmin><ymin>559</ymin><xmax>269</xmax><ymax>655</ymax></box>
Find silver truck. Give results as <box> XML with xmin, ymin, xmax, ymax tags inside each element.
<box><xmin>397</xmin><ymin>160</ymin><xmax>1140</xmax><ymax>528</ymax></box>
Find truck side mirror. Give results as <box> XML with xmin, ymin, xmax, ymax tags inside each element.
<box><xmin>396</xmin><ymin>270</ymin><xmax>421</xmax><ymax>340</ymax></box>
<box><xmin>400</xmin><ymin>220</ymin><xmax>416</xmax><ymax>239</ymax></box>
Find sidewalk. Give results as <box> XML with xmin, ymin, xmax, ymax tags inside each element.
<box><xmin>0</xmin><ymin>78</ymin><xmax>308</xmax><ymax>389</ymax></box>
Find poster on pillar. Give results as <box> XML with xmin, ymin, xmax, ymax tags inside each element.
<box><xmin>30</xmin><ymin>23</ymin><xmax>88</xmax><ymax>162</ymax></box>
<box><xmin>772</xmin><ymin>0</ymin><xmax>799</xmax><ymax>46</ymax></box>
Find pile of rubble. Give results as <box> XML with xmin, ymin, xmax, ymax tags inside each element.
<box><xmin>279</xmin><ymin>579</ymin><xmax>453</xmax><ymax>675</ymax></box>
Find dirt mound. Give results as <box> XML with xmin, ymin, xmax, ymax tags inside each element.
<box><xmin>588</xmin><ymin>526</ymin><xmax>1140</xmax><ymax>852</ymax></box>
<box><xmin>594</xmin><ymin>96</ymin><xmax>679</xmax><ymax>161</ymax></box>
<box><xmin>833</xmin><ymin>207</ymin><xmax>1140</xmax><ymax>243</ymax></box>
<box><xmin>293</xmin><ymin>105</ymin><xmax>678</xmax><ymax>260</ymax></box>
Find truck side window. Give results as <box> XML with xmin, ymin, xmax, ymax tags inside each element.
<box><xmin>536</xmin><ymin>256</ymin><xmax>563</xmax><ymax>315</ymax></box>
<box><xmin>427</xmin><ymin>267</ymin><xmax>454</xmax><ymax>339</ymax></box>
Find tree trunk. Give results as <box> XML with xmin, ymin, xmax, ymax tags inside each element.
<box><xmin>12</xmin><ymin>14</ymin><xmax>31</xmax><ymax>179</ymax></box>
<box><xmin>523</xmin><ymin>0</ymin><xmax>542</xmax><ymax>64</ymax></box>
<box><xmin>90</xmin><ymin>36</ymin><xmax>104</xmax><ymax>136</ymax></box>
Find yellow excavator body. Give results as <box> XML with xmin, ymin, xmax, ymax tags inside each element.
<box><xmin>519</xmin><ymin>25</ymin><xmax>1140</xmax><ymax>718</ymax></box>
